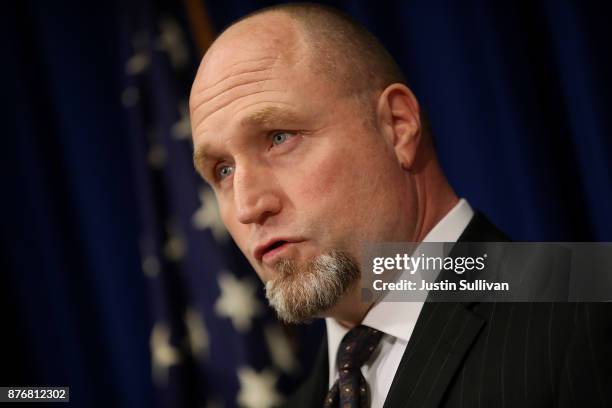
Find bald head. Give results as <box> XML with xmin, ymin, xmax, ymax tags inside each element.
<box><xmin>206</xmin><ymin>3</ymin><xmax>405</xmax><ymax>104</ymax></box>
<box><xmin>197</xmin><ymin>11</ymin><xmax>302</xmax><ymax>85</ymax></box>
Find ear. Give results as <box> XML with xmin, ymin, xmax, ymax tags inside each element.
<box><xmin>375</xmin><ymin>84</ymin><xmax>422</xmax><ymax>170</ymax></box>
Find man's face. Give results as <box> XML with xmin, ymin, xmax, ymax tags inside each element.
<box><xmin>190</xmin><ymin>16</ymin><xmax>413</xmax><ymax>318</ymax></box>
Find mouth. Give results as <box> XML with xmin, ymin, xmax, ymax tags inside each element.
<box><xmin>254</xmin><ymin>238</ymin><xmax>303</xmax><ymax>264</ymax></box>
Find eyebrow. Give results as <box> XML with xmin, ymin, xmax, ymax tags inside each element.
<box><xmin>193</xmin><ymin>106</ymin><xmax>303</xmax><ymax>177</ymax></box>
<box><xmin>239</xmin><ymin>106</ymin><xmax>302</xmax><ymax>128</ymax></box>
<box><xmin>192</xmin><ymin>145</ymin><xmax>214</xmax><ymax>180</ymax></box>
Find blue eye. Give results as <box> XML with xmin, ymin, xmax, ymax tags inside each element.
<box><xmin>216</xmin><ymin>164</ymin><xmax>234</xmax><ymax>180</ymax></box>
<box><xmin>272</xmin><ymin>131</ymin><xmax>291</xmax><ymax>146</ymax></box>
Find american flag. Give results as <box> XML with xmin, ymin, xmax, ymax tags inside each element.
<box><xmin>116</xmin><ymin>1</ymin><xmax>321</xmax><ymax>406</ymax></box>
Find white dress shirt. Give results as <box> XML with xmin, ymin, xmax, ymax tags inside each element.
<box><xmin>325</xmin><ymin>199</ymin><xmax>474</xmax><ymax>408</ymax></box>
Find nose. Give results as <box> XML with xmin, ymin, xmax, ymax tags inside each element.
<box><xmin>233</xmin><ymin>162</ymin><xmax>282</xmax><ymax>225</ymax></box>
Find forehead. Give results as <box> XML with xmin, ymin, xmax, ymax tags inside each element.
<box><xmin>198</xmin><ymin>13</ymin><xmax>303</xmax><ymax>81</ymax></box>
<box><xmin>189</xmin><ymin>14</ymin><xmax>330</xmax><ymax>146</ymax></box>
<box><xmin>190</xmin><ymin>46</ymin><xmax>299</xmax><ymax>125</ymax></box>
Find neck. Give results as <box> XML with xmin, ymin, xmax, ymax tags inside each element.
<box><xmin>322</xmin><ymin>281</ymin><xmax>373</xmax><ymax>329</ymax></box>
<box><xmin>411</xmin><ymin>144</ymin><xmax>459</xmax><ymax>242</ymax></box>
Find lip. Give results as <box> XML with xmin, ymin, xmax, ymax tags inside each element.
<box><xmin>254</xmin><ymin>238</ymin><xmax>304</xmax><ymax>264</ymax></box>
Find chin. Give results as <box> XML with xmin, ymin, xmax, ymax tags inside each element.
<box><xmin>264</xmin><ymin>249</ymin><xmax>360</xmax><ymax>324</ymax></box>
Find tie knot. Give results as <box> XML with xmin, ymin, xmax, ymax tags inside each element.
<box><xmin>336</xmin><ymin>325</ymin><xmax>383</xmax><ymax>375</ymax></box>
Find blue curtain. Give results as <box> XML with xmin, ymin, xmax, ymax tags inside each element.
<box><xmin>3</xmin><ymin>1</ymin><xmax>611</xmax><ymax>407</ymax></box>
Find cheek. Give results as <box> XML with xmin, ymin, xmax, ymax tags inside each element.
<box><xmin>291</xmin><ymin>147</ymin><xmax>369</xmax><ymax>223</ymax></box>
<box><xmin>290</xmin><ymin>139</ymin><xmax>408</xmax><ymax>243</ymax></box>
<box><xmin>292</xmin><ymin>147</ymin><xmax>354</xmax><ymax>213</ymax></box>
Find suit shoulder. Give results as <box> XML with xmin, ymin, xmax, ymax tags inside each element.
<box><xmin>458</xmin><ymin>211</ymin><xmax>511</xmax><ymax>242</ymax></box>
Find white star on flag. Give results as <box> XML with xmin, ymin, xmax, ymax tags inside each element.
<box><xmin>150</xmin><ymin>321</ymin><xmax>181</xmax><ymax>387</ymax></box>
<box><xmin>125</xmin><ymin>32</ymin><xmax>151</xmax><ymax>75</ymax></box>
<box><xmin>171</xmin><ymin>102</ymin><xmax>191</xmax><ymax>140</ymax></box>
<box><xmin>141</xmin><ymin>254</ymin><xmax>161</xmax><ymax>278</ymax></box>
<box><xmin>192</xmin><ymin>188</ymin><xmax>228</xmax><ymax>243</ymax></box>
<box><xmin>157</xmin><ymin>17</ymin><xmax>188</xmax><ymax>69</ymax></box>
<box><xmin>163</xmin><ymin>220</ymin><xmax>187</xmax><ymax>262</ymax></box>
<box><xmin>237</xmin><ymin>366</ymin><xmax>283</xmax><ymax>408</ymax></box>
<box><xmin>147</xmin><ymin>143</ymin><xmax>167</xmax><ymax>169</ymax></box>
<box><xmin>125</xmin><ymin>51</ymin><xmax>150</xmax><ymax>75</ymax></box>
<box><xmin>264</xmin><ymin>324</ymin><xmax>299</xmax><ymax>374</ymax></box>
<box><xmin>184</xmin><ymin>308</ymin><xmax>209</xmax><ymax>360</ymax></box>
<box><xmin>214</xmin><ymin>271</ymin><xmax>263</xmax><ymax>332</ymax></box>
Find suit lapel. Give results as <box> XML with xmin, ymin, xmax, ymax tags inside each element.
<box><xmin>383</xmin><ymin>302</ymin><xmax>485</xmax><ymax>408</ymax></box>
<box><xmin>282</xmin><ymin>330</ymin><xmax>329</xmax><ymax>408</ymax></box>
<box><xmin>383</xmin><ymin>212</ymin><xmax>506</xmax><ymax>408</ymax></box>
<box><xmin>305</xmin><ymin>343</ymin><xmax>330</xmax><ymax>407</ymax></box>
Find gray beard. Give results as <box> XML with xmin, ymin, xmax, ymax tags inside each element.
<box><xmin>264</xmin><ymin>249</ymin><xmax>360</xmax><ymax>323</ymax></box>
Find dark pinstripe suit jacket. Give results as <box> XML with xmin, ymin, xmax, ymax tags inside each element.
<box><xmin>282</xmin><ymin>212</ymin><xmax>612</xmax><ymax>408</ymax></box>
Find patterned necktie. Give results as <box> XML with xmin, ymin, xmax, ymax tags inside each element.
<box><xmin>323</xmin><ymin>325</ymin><xmax>383</xmax><ymax>408</ymax></box>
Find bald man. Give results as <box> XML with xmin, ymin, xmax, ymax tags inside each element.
<box><xmin>190</xmin><ymin>4</ymin><xmax>610</xmax><ymax>408</ymax></box>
